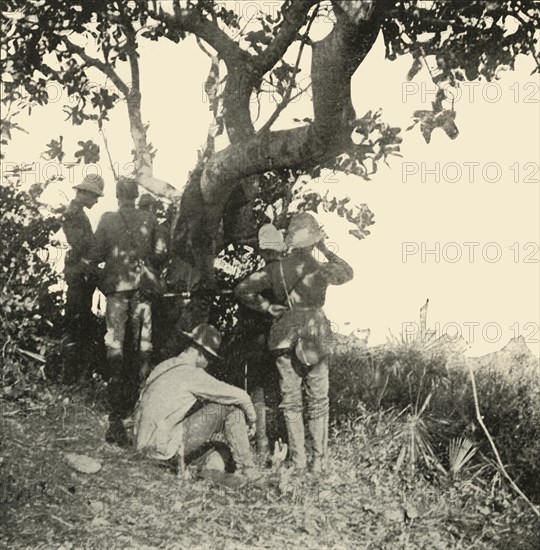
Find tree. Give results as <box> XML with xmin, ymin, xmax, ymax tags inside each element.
<box><xmin>2</xmin><ymin>0</ymin><xmax>539</xmax><ymax>326</ymax></box>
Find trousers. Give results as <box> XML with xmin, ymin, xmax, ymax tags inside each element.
<box><xmin>275</xmin><ymin>353</ymin><xmax>329</xmax><ymax>468</ymax></box>
<box><xmin>63</xmin><ymin>275</ymin><xmax>96</xmax><ymax>380</ymax></box>
<box><xmin>105</xmin><ymin>290</ymin><xmax>152</xmax><ymax>418</ymax></box>
<box><xmin>181</xmin><ymin>403</ymin><xmax>255</xmax><ymax>469</ymax></box>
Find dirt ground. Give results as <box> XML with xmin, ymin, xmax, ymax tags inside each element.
<box><xmin>1</xmin><ymin>387</ymin><xmax>538</xmax><ymax>550</ymax></box>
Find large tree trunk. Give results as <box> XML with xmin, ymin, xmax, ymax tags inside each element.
<box><xmin>174</xmin><ymin>5</ymin><xmax>383</xmax><ymax>286</ymax></box>
<box><xmin>126</xmin><ymin>0</ymin><xmax>385</xmax><ymax>336</ymax></box>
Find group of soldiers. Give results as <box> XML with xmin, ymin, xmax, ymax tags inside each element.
<box><xmin>62</xmin><ymin>173</ymin><xmax>354</xmax><ymax>479</ymax></box>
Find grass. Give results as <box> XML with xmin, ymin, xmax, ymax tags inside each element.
<box><xmin>1</xmin><ymin>383</ymin><xmax>538</xmax><ymax>550</ymax></box>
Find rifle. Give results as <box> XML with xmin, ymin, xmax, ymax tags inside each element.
<box><xmin>161</xmin><ymin>289</ymin><xmax>234</xmax><ymax>298</ymax></box>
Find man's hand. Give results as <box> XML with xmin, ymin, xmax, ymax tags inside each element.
<box><xmin>316</xmin><ymin>239</ymin><xmax>330</xmax><ymax>253</ymax></box>
<box><xmin>267</xmin><ymin>304</ymin><xmax>288</xmax><ymax>319</ymax></box>
<box><xmin>247</xmin><ymin>424</ymin><xmax>257</xmax><ymax>438</ymax></box>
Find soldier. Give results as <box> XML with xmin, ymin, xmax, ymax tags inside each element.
<box><xmin>134</xmin><ymin>324</ymin><xmax>259</xmax><ymax>481</ymax></box>
<box><xmin>235</xmin><ymin>213</ymin><xmax>354</xmax><ymax>473</ymax></box>
<box><xmin>89</xmin><ymin>177</ymin><xmax>167</xmax><ymax>446</ymax></box>
<box><xmin>61</xmin><ymin>174</ymin><xmax>104</xmax><ymax>383</ymax></box>
<box><xmin>235</xmin><ymin>224</ymin><xmax>286</xmax><ymax>457</ymax></box>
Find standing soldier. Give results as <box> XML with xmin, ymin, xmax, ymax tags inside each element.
<box><xmin>235</xmin><ymin>224</ymin><xmax>286</xmax><ymax>457</ymax></box>
<box><xmin>61</xmin><ymin>174</ymin><xmax>104</xmax><ymax>383</ymax></box>
<box><xmin>89</xmin><ymin>177</ymin><xmax>167</xmax><ymax>446</ymax></box>
<box><xmin>235</xmin><ymin>213</ymin><xmax>354</xmax><ymax>473</ymax></box>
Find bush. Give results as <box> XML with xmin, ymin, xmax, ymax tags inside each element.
<box><xmin>0</xmin><ymin>175</ymin><xmax>63</xmax><ymax>396</ymax></box>
<box><xmin>470</xmin><ymin>359</ymin><xmax>540</xmax><ymax>499</ymax></box>
<box><xmin>329</xmin><ymin>336</ymin><xmax>540</xmax><ymax>501</ymax></box>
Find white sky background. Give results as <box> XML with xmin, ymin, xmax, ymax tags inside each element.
<box><xmin>2</xmin><ymin>2</ymin><xmax>539</xmax><ymax>356</ymax></box>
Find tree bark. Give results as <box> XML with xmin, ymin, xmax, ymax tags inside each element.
<box><xmin>175</xmin><ymin>3</ymin><xmax>383</xmax><ymax>283</ymax></box>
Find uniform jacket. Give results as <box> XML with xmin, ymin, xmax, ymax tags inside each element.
<box><xmin>89</xmin><ymin>205</ymin><xmax>167</xmax><ymax>295</ymax></box>
<box><xmin>235</xmin><ymin>248</ymin><xmax>354</xmax><ymax>350</ymax></box>
<box><xmin>62</xmin><ymin>200</ymin><xmax>94</xmax><ymax>279</ymax></box>
<box><xmin>134</xmin><ymin>350</ymin><xmax>256</xmax><ymax>460</ymax></box>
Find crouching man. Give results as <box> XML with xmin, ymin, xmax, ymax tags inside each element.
<box><xmin>134</xmin><ymin>324</ymin><xmax>259</xmax><ymax>480</ymax></box>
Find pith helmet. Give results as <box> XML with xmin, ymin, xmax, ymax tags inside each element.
<box><xmin>73</xmin><ymin>174</ymin><xmax>104</xmax><ymax>197</ymax></box>
<box><xmin>138</xmin><ymin>193</ymin><xmax>157</xmax><ymax>210</ymax></box>
<box><xmin>116</xmin><ymin>177</ymin><xmax>139</xmax><ymax>199</ymax></box>
<box><xmin>258</xmin><ymin>224</ymin><xmax>286</xmax><ymax>253</ymax></box>
<box><xmin>285</xmin><ymin>212</ymin><xmax>325</xmax><ymax>249</ymax></box>
<box><xmin>181</xmin><ymin>323</ymin><xmax>223</xmax><ymax>360</ymax></box>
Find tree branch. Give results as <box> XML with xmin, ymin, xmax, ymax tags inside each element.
<box><xmin>122</xmin><ymin>18</ymin><xmax>140</xmax><ymax>96</ymax></box>
<box><xmin>60</xmin><ymin>37</ymin><xmax>129</xmax><ymax>97</ymax></box>
<box><xmin>259</xmin><ymin>6</ymin><xmax>318</xmax><ymax>133</ymax></box>
<box><xmin>254</xmin><ymin>0</ymin><xmax>319</xmax><ymax>77</ymax></box>
<box><xmin>200</xmin><ymin>1</ymin><xmax>384</xmax><ymax>218</ymax></box>
<box><xmin>141</xmin><ymin>1</ymin><xmax>251</xmax><ymax>71</ymax></box>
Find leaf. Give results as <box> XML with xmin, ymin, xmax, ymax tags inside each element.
<box><xmin>407</xmin><ymin>56</ymin><xmax>423</xmax><ymax>81</ymax></box>
<box><xmin>74</xmin><ymin>140</ymin><xmax>100</xmax><ymax>164</ymax></box>
<box><xmin>42</xmin><ymin>136</ymin><xmax>64</xmax><ymax>162</ymax></box>
<box><xmin>449</xmin><ymin>435</ymin><xmax>477</xmax><ymax>474</ymax></box>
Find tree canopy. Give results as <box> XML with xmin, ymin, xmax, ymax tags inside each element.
<box><xmin>2</xmin><ymin>0</ymin><xmax>539</xmax><ymax>283</ymax></box>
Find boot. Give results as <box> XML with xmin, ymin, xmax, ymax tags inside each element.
<box><xmin>223</xmin><ymin>408</ymin><xmax>256</xmax><ymax>471</ymax></box>
<box><xmin>138</xmin><ymin>350</ymin><xmax>152</xmax><ymax>387</ymax></box>
<box><xmin>105</xmin><ymin>353</ymin><xmax>129</xmax><ymax>446</ymax></box>
<box><xmin>250</xmin><ymin>387</ymin><xmax>269</xmax><ymax>457</ymax></box>
<box><xmin>308</xmin><ymin>415</ymin><xmax>328</xmax><ymax>473</ymax></box>
<box><xmin>105</xmin><ymin>414</ymin><xmax>129</xmax><ymax>447</ymax></box>
<box><xmin>310</xmin><ymin>457</ymin><xmax>323</xmax><ymax>475</ymax></box>
<box><xmin>284</xmin><ymin>410</ymin><xmax>307</xmax><ymax>470</ymax></box>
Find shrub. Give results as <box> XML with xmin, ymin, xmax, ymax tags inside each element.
<box><xmin>0</xmin><ymin>175</ymin><xmax>63</xmax><ymax>396</ymax></box>
<box><xmin>329</xmin><ymin>336</ymin><xmax>540</xmax><ymax>502</ymax></box>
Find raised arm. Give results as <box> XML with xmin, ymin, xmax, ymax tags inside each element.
<box><xmin>316</xmin><ymin>241</ymin><xmax>354</xmax><ymax>285</ymax></box>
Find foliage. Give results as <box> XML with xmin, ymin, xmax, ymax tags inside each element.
<box><xmin>468</xmin><ymin>358</ymin><xmax>540</xmax><ymax>499</ymax></box>
<box><xmin>329</xmin><ymin>336</ymin><xmax>540</xmax><ymax>502</ymax></box>
<box><xmin>3</xmin><ymin>1</ymin><xmax>537</xmax><ymax>143</ymax></box>
<box><xmin>0</xmin><ymin>175</ymin><xmax>64</xmax><ymax>397</ymax></box>
<box><xmin>448</xmin><ymin>435</ymin><xmax>477</xmax><ymax>477</ymax></box>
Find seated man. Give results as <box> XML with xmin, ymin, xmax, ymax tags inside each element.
<box><xmin>134</xmin><ymin>323</ymin><xmax>258</xmax><ymax>479</ymax></box>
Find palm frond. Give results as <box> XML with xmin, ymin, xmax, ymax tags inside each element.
<box><xmin>448</xmin><ymin>435</ymin><xmax>477</xmax><ymax>475</ymax></box>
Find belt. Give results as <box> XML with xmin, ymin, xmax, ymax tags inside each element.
<box><xmin>270</xmin><ymin>347</ymin><xmax>293</xmax><ymax>358</ymax></box>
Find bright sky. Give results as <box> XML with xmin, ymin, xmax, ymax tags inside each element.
<box><xmin>2</xmin><ymin>7</ymin><xmax>539</xmax><ymax>357</ymax></box>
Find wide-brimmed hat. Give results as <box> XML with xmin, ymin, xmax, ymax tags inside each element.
<box><xmin>285</xmin><ymin>212</ymin><xmax>325</xmax><ymax>249</ymax></box>
<box><xmin>258</xmin><ymin>224</ymin><xmax>286</xmax><ymax>253</ymax></box>
<box><xmin>181</xmin><ymin>323</ymin><xmax>223</xmax><ymax>360</ymax></box>
<box><xmin>116</xmin><ymin>176</ymin><xmax>139</xmax><ymax>199</ymax></box>
<box><xmin>73</xmin><ymin>174</ymin><xmax>104</xmax><ymax>197</ymax></box>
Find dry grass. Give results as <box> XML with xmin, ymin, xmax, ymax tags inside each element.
<box><xmin>1</xmin><ymin>384</ymin><xmax>538</xmax><ymax>550</ymax></box>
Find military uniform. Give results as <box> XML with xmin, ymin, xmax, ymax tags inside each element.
<box><xmin>61</xmin><ymin>179</ymin><xmax>102</xmax><ymax>381</ymax></box>
<box><xmin>90</xmin><ymin>196</ymin><xmax>167</xmax><ymax>423</ymax></box>
<box><xmin>235</xmin><ymin>214</ymin><xmax>354</xmax><ymax>470</ymax></box>
<box><xmin>135</xmin><ymin>324</ymin><xmax>257</xmax><ymax>476</ymax></box>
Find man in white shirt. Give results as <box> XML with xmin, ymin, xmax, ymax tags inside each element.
<box><xmin>134</xmin><ymin>324</ymin><xmax>258</xmax><ymax>478</ymax></box>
